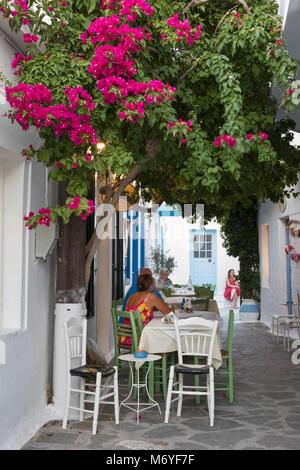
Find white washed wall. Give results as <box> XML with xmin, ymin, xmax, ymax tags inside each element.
<box><xmin>258</xmin><ymin>132</ymin><xmax>300</xmax><ymax>326</ymax></box>
<box><xmin>0</xmin><ymin>30</ymin><xmax>57</xmax><ymax>449</ymax></box>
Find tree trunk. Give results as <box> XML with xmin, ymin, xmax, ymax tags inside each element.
<box><xmin>56</xmin><ymin>182</ymin><xmax>87</xmax><ymax>304</ymax></box>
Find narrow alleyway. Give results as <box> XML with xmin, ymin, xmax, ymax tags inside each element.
<box><xmin>23</xmin><ymin>321</ymin><xmax>300</xmax><ymax>450</ymax></box>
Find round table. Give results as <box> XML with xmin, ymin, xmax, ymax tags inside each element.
<box><xmin>119</xmin><ymin>353</ymin><xmax>161</xmax><ymax>423</ymax></box>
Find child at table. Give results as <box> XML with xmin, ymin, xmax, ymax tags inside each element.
<box><xmin>119</xmin><ymin>272</ymin><xmax>174</xmax><ymax>346</ymax></box>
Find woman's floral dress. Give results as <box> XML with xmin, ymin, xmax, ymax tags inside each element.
<box><xmin>119</xmin><ymin>294</ymin><xmax>153</xmax><ymax>346</ymax></box>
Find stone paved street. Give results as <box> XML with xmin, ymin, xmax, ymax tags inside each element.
<box><xmin>23</xmin><ymin>321</ymin><xmax>300</xmax><ymax>450</ymax></box>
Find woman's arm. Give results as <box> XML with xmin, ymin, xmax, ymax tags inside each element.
<box><xmin>148</xmin><ymin>294</ymin><xmax>174</xmax><ymax>315</ymax></box>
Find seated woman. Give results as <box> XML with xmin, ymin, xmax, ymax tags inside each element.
<box><xmin>224</xmin><ymin>269</ymin><xmax>240</xmax><ymax>308</ymax></box>
<box><xmin>157</xmin><ymin>268</ymin><xmax>173</xmax><ymax>289</ymax></box>
<box><xmin>119</xmin><ymin>272</ymin><xmax>174</xmax><ymax>346</ymax></box>
<box><xmin>122</xmin><ymin>267</ymin><xmax>163</xmax><ymax>311</ymax></box>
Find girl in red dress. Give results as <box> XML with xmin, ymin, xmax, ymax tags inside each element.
<box><xmin>224</xmin><ymin>269</ymin><xmax>240</xmax><ymax>308</ymax></box>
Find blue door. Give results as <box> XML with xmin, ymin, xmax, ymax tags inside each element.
<box><xmin>189</xmin><ymin>230</ymin><xmax>217</xmax><ymax>286</ymax></box>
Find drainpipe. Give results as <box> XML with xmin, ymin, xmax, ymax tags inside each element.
<box><xmin>286</xmin><ymin>219</ymin><xmax>293</xmax><ymax>316</ymax></box>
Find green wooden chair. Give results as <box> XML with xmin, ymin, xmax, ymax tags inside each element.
<box><xmin>112</xmin><ymin>306</ymin><xmax>131</xmax><ymax>369</ymax></box>
<box><xmin>215</xmin><ymin>309</ymin><xmax>234</xmax><ymax>403</ymax></box>
<box><xmin>152</xmin><ymin>351</ymin><xmax>177</xmax><ymax>402</ymax></box>
<box><xmin>111</xmin><ymin>305</ymin><xmax>143</xmax><ymax>393</ymax></box>
<box><xmin>191</xmin><ymin>297</ymin><xmax>209</xmax><ymax>311</ymax></box>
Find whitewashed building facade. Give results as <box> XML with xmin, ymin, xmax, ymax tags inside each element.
<box><xmin>258</xmin><ymin>0</ymin><xmax>300</xmax><ymax>327</ymax></box>
<box><xmin>0</xmin><ymin>18</ymin><xmax>57</xmax><ymax>449</ymax></box>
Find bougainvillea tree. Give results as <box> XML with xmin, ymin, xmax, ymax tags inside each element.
<box><xmin>1</xmin><ymin>0</ymin><xmax>300</xmax><ymax>297</ymax></box>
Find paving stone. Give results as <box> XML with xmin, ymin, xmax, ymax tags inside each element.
<box><xmin>142</xmin><ymin>424</ymin><xmax>189</xmax><ymax>439</ymax></box>
<box><xmin>36</xmin><ymin>431</ymin><xmax>78</xmax><ymax>445</ymax></box>
<box><xmin>22</xmin><ymin>323</ymin><xmax>300</xmax><ymax>450</ymax></box>
<box><xmin>173</xmin><ymin>441</ymin><xmax>208</xmax><ymax>450</ymax></box>
<box><xmin>191</xmin><ymin>430</ymin><xmax>255</xmax><ymax>449</ymax></box>
<box><xmin>257</xmin><ymin>435</ymin><xmax>300</xmax><ymax>450</ymax></box>
<box><xmin>183</xmin><ymin>417</ymin><xmax>242</xmax><ymax>431</ymax></box>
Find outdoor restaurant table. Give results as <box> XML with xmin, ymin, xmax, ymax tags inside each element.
<box><xmin>165</xmin><ymin>297</ymin><xmax>220</xmax><ymax>316</ymax></box>
<box><xmin>139</xmin><ymin>311</ymin><xmax>223</xmax><ymax>370</ymax></box>
<box><xmin>119</xmin><ymin>353</ymin><xmax>161</xmax><ymax>423</ymax></box>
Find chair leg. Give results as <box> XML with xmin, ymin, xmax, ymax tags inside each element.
<box><xmin>171</xmin><ymin>352</ymin><xmax>178</xmax><ymax>391</ymax></box>
<box><xmin>62</xmin><ymin>376</ymin><xmax>71</xmax><ymax>430</ymax></box>
<box><xmin>208</xmin><ymin>368</ymin><xmax>215</xmax><ymax>427</ymax></box>
<box><xmin>92</xmin><ymin>373</ymin><xmax>102</xmax><ymax>435</ymax></box>
<box><xmin>148</xmin><ymin>361</ymin><xmax>155</xmax><ymax>403</ymax></box>
<box><xmin>194</xmin><ymin>356</ymin><xmax>201</xmax><ymax>405</ymax></box>
<box><xmin>79</xmin><ymin>378</ymin><xmax>85</xmax><ymax>422</ymax></box>
<box><xmin>113</xmin><ymin>367</ymin><xmax>119</xmax><ymax>425</ymax></box>
<box><xmin>162</xmin><ymin>353</ymin><xmax>168</xmax><ymax>402</ymax></box>
<box><xmin>115</xmin><ymin>345</ymin><xmax>120</xmax><ymax>370</ymax></box>
<box><xmin>228</xmin><ymin>356</ymin><xmax>234</xmax><ymax>403</ymax></box>
<box><xmin>164</xmin><ymin>366</ymin><xmax>174</xmax><ymax>423</ymax></box>
<box><xmin>177</xmin><ymin>373</ymin><xmax>183</xmax><ymax>417</ymax></box>
<box><xmin>154</xmin><ymin>362</ymin><xmax>160</xmax><ymax>393</ymax></box>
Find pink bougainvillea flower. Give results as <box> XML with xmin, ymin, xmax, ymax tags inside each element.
<box><xmin>23</xmin><ymin>33</ymin><xmax>39</xmax><ymax>43</ymax></box>
<box><xmin>214</xmin><ymin>135</ymin><xmax>237</xmax><ymax>148</ymax></box>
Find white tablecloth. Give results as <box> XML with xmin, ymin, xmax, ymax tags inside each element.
<box><xmin>139</xmin><ymin>314</ymin><xmax>223</xmax><ymax>369</ymax></box>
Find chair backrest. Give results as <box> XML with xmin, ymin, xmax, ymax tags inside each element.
<box><xmin>191</xmin><ymin>297</ymin><xmax>209</xmax><ymax>311</ymax></box>
<box><xmin>173</xmin><ymin>314</ymin><xmax>218</xmax><ymax>367</ymax></box>
<box><xmin>111</xmin><ymin>307</ymin><xmax>144</xmax><ymax>352</ymax></box>
<box><xmin>112</xmin><ymin>298</ymin><xmax>124</xmax><ymax>310</ymax></box>
<box><xmin>227</xmin><ymin>310</ymin><xmax>235</xmax><ymax>353</ymax></box>
<box><xmin>128</xmin><ymin>310</ymin><xmax>144</xmax><ymax>351</ymax></box>
<box><xmin>63</xmin><ymin>317</ymin><xmax>87</xmax><ymax>369</ymax></box>
<box><xmin>111</xmin><ymin>307</ymin><xmax>133</xmax><ymax>342</ymax></box>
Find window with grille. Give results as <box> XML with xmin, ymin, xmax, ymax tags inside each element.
<box><xmin>193</xmin><ymin>233</ymin><xmax>213</xmax><ymax>259</ymax></box>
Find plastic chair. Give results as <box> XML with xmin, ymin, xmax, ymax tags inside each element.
<box><xmin>164</xmin><ymin>315</ymin><xmax>218</xmax><ymax>426</ymax></box>
<box><xmin>62</xmin><ymin>317</ymin><xmax>119</xmax><ymax>435</ymax></box>
<box><xmin>215</xmin><ymin>309</ymin><xmax>234</xmax><ymax>402</ymax></box>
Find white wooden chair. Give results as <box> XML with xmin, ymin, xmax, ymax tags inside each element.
<box><xmin>164</xmin><ymin>315</ymin><xmax>218</xmax><ymax>427</ymax></box>
<box><xmin>272</xmin><ymin>299</ymin><xmax>300</xmax><ymax>350</ymax></box>
<box><xmin>62</xmin><ymin>318</ymin><xmax>119</xmax><ymax>435</ymax></box>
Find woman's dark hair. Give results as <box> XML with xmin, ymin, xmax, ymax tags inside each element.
<box><xmin>137</xmin><ymin>273</ymin><xmax>154</xmax><ymax>292</ymax></box>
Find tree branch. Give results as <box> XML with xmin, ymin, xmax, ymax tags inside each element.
<box><xmin>84</xmin><ymin>139</ymin><xmax>160</xmax><ymax>290</ymax></box>
<box><xmin>237</xmin><ymin>0</ymin><xmax>252</xmax><ymax>15</ymax></box>
<box><xmin>184</xmin><ymin>0</ymin><xmax>252</xmax><ymax>15</ymax></box>
<box><xmin>184</xmin><ymin>0</ymin><xmax>209</xmax><ymax>14</ymax></box>
<box><xmin>213</xmin><ymin>5</ymin><xmax>239</xmax><ymax>37</ymax></box>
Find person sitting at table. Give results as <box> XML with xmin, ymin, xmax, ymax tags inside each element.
<box><xmin>224</xmin><ymin>269</ymin><xmax>240</xmax><ymax>308</ymax></box>
<box><xmin>119</xmin><ymin>272</ymin><xmax>174</xmax><ymax>346</ymax></box>
<box><xmin>122</xmin><ymin>267</ymin><xmax>163</xmax><ymax>311</ymax></box>
<box><xmin>157</xmin><ymin>268</ymin><xmax>173</xmax><ymax>289</ymax></box>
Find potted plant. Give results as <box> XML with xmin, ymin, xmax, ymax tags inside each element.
<box><xmin>148</xmin><ymin>246</ymin><xmax>177</xmax><ymax>279</ymax></box>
